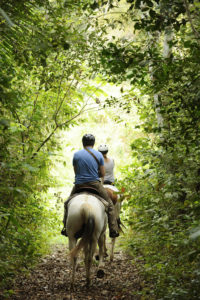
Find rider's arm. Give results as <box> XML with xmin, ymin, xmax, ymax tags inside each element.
<box><xmin>73</xmin><ymin>165</ymin><xmax>77</xmax><ymax>174</ymax></box>
<box><xmin>99</xmin><ymin>165</ymin><xmax>105</xmax><ymax>178</ymax></box>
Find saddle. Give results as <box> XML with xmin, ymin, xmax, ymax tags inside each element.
<box><xmin>64</xmin><ymin>187</ymin><xmax>108</xmax><ymax>210</ymax></box>
<box><xmin>75</xmin><ymin>186</ymin><xmax>100</xmax><ymax>196</ymax></box>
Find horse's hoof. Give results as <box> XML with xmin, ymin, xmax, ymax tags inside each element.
<box><xmin>97</xmin><ymin>269</ymin><xmax>105</xmax><ymax>278</ymax></box>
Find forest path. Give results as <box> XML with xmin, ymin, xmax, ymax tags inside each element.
<box><xmin>12</xmin><ymin>241</ymin><xmax>144</xmax><ymax>300</ymax></box>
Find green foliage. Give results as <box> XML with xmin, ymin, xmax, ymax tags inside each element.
<box><xmin>0</xmin><ymin>0</ymin><xmax>105</xmax><ymax>293</ymax></box>
<box><xmin>94</xmin><ymin>0</ymin><xmax>200</xmax><ymax>298</ymax></box>
<box><xmin>1</xmin><ymin>0</ymin><xmax>200</xmax><ymax>298</ymax></box>
<box><xmin>120</xmin><ymin>133</ymin><xmax>200</xmax><ymax>299</ymax></box>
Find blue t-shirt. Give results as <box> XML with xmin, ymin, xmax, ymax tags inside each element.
<box><xmin>73</xmin><ymin>148</ymin><xmax>104</xmax><ymax>184</ymax></box>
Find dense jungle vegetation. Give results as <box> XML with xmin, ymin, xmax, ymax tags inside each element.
<box><xmin>1</xmin><ymin>0</ymin><xmax>200</xmax><ymax>299</ymax></box>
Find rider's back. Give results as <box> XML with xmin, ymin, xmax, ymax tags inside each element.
<box><xmin>73</xmin><ymin>148</ymin><xmax>104</xmax><ymax>184</ymax></box>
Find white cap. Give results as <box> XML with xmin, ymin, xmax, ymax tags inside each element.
<box><xmin>98</xmin><ymin>144</ymin><xmax>108</xmax><ymax>152</ymax></box>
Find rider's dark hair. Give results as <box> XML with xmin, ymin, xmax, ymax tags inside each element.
<box><xmin>99</xmin><ymin>150</ymin><xmax>108</xmax><ymax>155</ymax></box>
<box><xmin>82</xmin><ymin>134</ymin><xmax>95</xmax><ymax>147</ymax></box>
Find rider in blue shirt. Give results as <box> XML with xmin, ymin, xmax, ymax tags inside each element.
<box><xmin>73</xmin><ymin>147</ymin><xmax>104</xmax><ymax>184</ymax></box>
<box><xmin>62</xmin><ymin>134</ymin><xmax>119</xmax><ymax>238</ymax></box>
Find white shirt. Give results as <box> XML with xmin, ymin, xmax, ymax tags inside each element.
<box><xmin>104</xmin><ymin>158</ymin><xmax>115</xmax><ymax>182</ymax></box>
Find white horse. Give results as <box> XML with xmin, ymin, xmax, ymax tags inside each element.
<box><xmin>67</xmin><ymin>193</ymin><xmax>107</xmax><ymax>289</ymax></box>
<box><xmin>103</xmin><ymin>184</ymin><xmax>124</xmax><ymax>261</ymax></box>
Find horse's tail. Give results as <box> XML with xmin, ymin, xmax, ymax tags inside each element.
<box><xmin>70</xmin><ymin>213</ymin><xmax>95</xmax><ymax>259</ymax></box>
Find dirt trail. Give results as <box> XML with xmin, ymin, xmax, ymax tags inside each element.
<box><xmin>11</xmin><ymin>241</ymin><xmax>143</xmax><ymax>300</ymax></box>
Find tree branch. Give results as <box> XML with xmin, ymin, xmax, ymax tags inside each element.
<box><xmin>27</xmin><ymin>90</ymin><xmax>40</xmax><ymax>129</ymax></box>
<box><xmin>94</xmin><ymin>11</ymin><xmax>127</xmax><ymax>19</ymax></box>
<box><xmin>31</xmin><ymin>103</ymin><xmax>88</xmax><ymax>159</ymax></box>
<box><xmin>55</xmin><ymin>65</ymin><xmax>67</xmax><ymax>118</ymax></box>
<box><xmin>54</xmin><ymin>76</ymin><xmax>77</xmax><ymax>125</ymax></box>
<box><xmin>31</xmin><ymin>78</ymin><xmax>105</xmax><ymax>159</ymax></box>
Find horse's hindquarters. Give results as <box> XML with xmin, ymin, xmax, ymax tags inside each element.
<box><xmin>67</xmin><ymin>194</ymin><xmax>106</xmax><ymax>238</ymax></box>
<box><xmin>67</xmin><ymin>193</ymin><xmax>107</xmax><ymax>286</ymax></box>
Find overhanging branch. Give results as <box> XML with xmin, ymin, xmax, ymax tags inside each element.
<box><xmin>31</xmin><ymin>103</ymin><xmax>88</xmax><ymax>159</ymax></box>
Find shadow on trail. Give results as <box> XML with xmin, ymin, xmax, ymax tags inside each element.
<box><xmin>11</xmin><ymin>242</ymin><xmax>143</xmax><ymax>300</ymax></box>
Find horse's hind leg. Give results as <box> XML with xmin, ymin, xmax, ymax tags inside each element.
<box><xmin>84</xmin><ymin>240</ymin><xmax>96</xmax><ymax>287</ymax></box>
<box><xmin>110</xmin><ymin>237</ymin><xmax>116</xmax><ymax>261</ymax></box>
<box><xmin>69</xmin><ymin>237</ymin><xmax>77</xmax><ymax>290</ymax></box>
<box><xmin>103</xmin><ymin>233</ymin><xmax>108</xmax><ymax>257</ymax></box>
<box><xmin>97</xmin><ymin>233</ymin><xmax>105</xmax><ymax>278</ymax></box>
